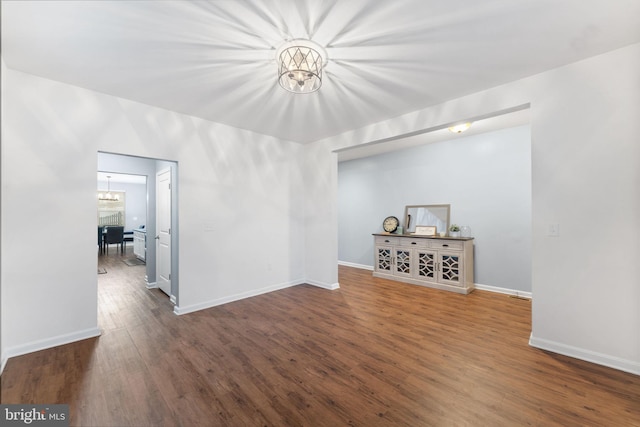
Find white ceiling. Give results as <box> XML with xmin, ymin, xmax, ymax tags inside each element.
<box><xmin>3</xmin><ymin>1</ymin><xmax>640</xmax><ymax>144</ymax></box>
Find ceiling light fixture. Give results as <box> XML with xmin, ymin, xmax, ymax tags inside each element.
<box><xmin>276</xmin><ymin>39</ymin><xmax>327</xmax><ymax>94</ymax></box>
<box><xmin>448</xmin><ymin>122</ymin><xmax>473</xmax><ymax>133</ymax></box>
<box><xmin>98</xmin><ymin>176</ymin><xmax>120</xmax><ymax>201</ymax></box>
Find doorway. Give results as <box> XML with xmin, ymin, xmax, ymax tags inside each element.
<box><xmin>97</xmin><ymin>152</ymin><xmax>179</xmax><ymax>307</ymax></box>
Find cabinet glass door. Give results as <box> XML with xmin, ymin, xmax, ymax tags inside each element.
<box><xmin>394</xmin><ymin>248</ymin><xmax>412</xmax><ymax>277</ymax></box>
<box><xmin>376</xmin><ymin>246</ymin><xmax>393</xmax><ymax>272</ymax></box>
<box><xmin>439</xmin><ymin>252</ymin><xmax>462</xmax><ymax>286</ymax></box>
<box><xmin>415</xmin><ymin>250</ymin><xmax>437</xmax><ymax>280</ymax></box>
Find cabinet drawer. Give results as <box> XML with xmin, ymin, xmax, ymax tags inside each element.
<box><xmin>375</xmin><ymin>236</ymin><xmax>399</xmax><ymax>245</ymax></box>
<box><xmin>431</xmin><ymin>240</ymin><xmax>463</xmax><ymax>251</ymax></box>
<box><xmin>398</xmin><ymin>238</ymin><xmax>429</xmax><ymax>248</ymax></box>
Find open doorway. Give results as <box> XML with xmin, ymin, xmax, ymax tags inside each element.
<box><xmin>97</xmin><ymin>170</ymin><xmax>147</xmax><ymax>266</ymax></box>
<box><xmin>97</xmin><ymin>152</ymin><xmax>179</xmax><ymax>308</ymax></box>
<box><xmin>335</xmin><ymin>109</ymin><xmax>532</xmax><ymax>296</ymax></box>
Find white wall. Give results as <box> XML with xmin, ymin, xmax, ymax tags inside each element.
<box><xmin>316</xmin><ymin>43</ymin><xmax>640</xmax><ymax>374</ymax></box>
<box><xmin>338</xmin><ymin>125</ymin><xmax>532</xmax><ymax>293</ymax></box>
<box><xmin>303</xmin><ymin>141</ymin><xmax>340</xmax><ymax>290</ymax></box>
<box><xmin>0</xmin><ymin>61</ymin><xmax>6</xmax><ymax>373</ymax></box>
<box><xmin>2</xmin><ymin>42</ymin><xmax>638</xmax><ymax>376</ymax></box>
<box><xmin>0</xmin><ymin>66</ymin><xmax>325</xmax><ymax>367</ymax></box>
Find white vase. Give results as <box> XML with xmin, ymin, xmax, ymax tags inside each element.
<box><xmin>449</xmin><ymin>231</ymin><xmax>460</xmax><ymax>238</ymax></box>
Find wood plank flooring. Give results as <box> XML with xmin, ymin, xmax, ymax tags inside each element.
<box><xmin>2</xmin><ymin>253</ymin><xmax>639</xmax><ymax>426</ymax></box>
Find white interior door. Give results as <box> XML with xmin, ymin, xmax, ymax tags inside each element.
<box><xmin>156</xmin><ymin>168</ymin><xmax>172</xmax><ymax>297</ymax></box>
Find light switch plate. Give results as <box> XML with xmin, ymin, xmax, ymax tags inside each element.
<box><xmin>548</xmin><ymin>223</ymin><xmax>560</xmax><ymax>237</ymax></box>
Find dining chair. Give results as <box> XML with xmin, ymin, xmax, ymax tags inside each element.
<box><xmin>104</xmin><ymin>226</ymin><xmax>124</xmax><ymax>254</ymax></box>
<box><xmin>98</xmin><ymin>226</ymin><xmax>104</xmax><ymax>254</ymax></box>
<box><xmin>123</xmin><ymin>231</ymin><xmax>134</xmax><ymax>252</ymax></box>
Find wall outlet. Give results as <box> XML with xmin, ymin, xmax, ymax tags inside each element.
<box><xmin>547</xmin><ymin>223</ymin><xmax>560</xmax><ymax>237</ymax></box>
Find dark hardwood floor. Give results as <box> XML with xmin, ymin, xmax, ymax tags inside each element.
<box><xmin>2</xmin><ymin>251</ymin><xmax>639</xmax><ymax>426</ymax></box>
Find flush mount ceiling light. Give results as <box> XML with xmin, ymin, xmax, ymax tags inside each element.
<box><xmin>276</xmin><ymin>39</ymin><xmax>327</xmax><ymax>94</ymax></box>
<box><xmin>448</xmin><ymin>122</ymin><xmax>473</xmax><ymax>133</ymax></box>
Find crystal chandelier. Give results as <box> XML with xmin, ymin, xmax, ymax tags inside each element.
<box><xmin>98</xmin><ymin>176</ymin><xmax>120</xmax><ymax>201</ymax></box>
<box><xmin>277</xmin><ymin>39</ymin><xmax>327</xmax><ymax>94</ymax></box>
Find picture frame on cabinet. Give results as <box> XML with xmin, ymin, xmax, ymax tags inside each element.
<box><xmin>414</xmin><ymin>225</ymin><xmax>437</xmax><ymax>236</ymax></box>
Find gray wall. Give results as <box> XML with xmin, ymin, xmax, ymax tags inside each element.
<box><xmin>97</xmin><ymin>179</ymin><xmax>147</xmax><ymax>230</ymax></box>
<box><xmin>338</xmin><ymin>125</ymin><xmax>532</xmax><ymax>292</ymax></box>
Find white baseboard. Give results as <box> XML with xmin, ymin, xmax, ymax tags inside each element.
<box><xmin>306</xmin><ymin>280</ymin><xmax>340</xmax><ymax>290</ymax></box>
<box><xmin>1</xmin><ymin>327</ymin><xmax>102</xmax><ymax>374</ymax></box>
<box><xmin>173</xmin><ymin>276</ymin><xmax>342</xmax><ymax>316</ymax></box>
<box><xmin>338</xmin><ymin>260</ymin><xmax>373</xmax><ymax>271</ymax></box>
<box><xmin>337</xmin><ymin>264</ymin><xmax>532</xmax><ymax>298</ymax></box>
<box><xmin>146</xmin><ymin>281</ymin><xmax>158</xmax><ymax>289</ymax></box>
<box><xmin>174</xmin><ymin>279</ymin><xmax>304</xmax><ymax>315</ymax></box>
<box><xmin>1</xmin><ymin>353</ymin><xmax>8</xmax><ymax>376</ymax></box>
<box><xmin>474</xmin><ymin>283</ymin><xmax>532</xmax><ymax>299</ymax></box>
<box><xmin>529</xmin><ymin>334</ymin><xmax>640</xmax><ymax>376</ymax></box>
<box><xmin>170</xmin><ymin>294</ymin><xmax>177</xmax><ymax>305</ymax></box>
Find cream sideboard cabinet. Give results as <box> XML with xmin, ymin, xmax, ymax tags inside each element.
<box><xmin>373</xmin><ymin>234</ymin><xmax>474</xmax><ymax>294</ymax></box>
<box><xmin>133</xmin><ymin>229</ymin><xmax>146</xmax><ymax>261</ymax></box>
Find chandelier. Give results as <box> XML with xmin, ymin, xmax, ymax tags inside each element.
<box><xmin>276</xmin><ymin>39</ymin><xmax>327</xmax><ymax>94</ymax></box>
<box><xmin>98</xmin><ymin>176</ymin><xmax>120</xmax><ymax>201</ymax></box>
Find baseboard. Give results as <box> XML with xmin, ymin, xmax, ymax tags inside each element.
<box><xmin>337</xmin><ymin>264</ymin><xmax>531</xmax><ymax>297</ymax></box>
<box><xmin>338</xmin><ymin>261</ymin><xmax>373</xmax><ymax>271</ymax></box>
<box><xmin>1</xmin><ymin>327</ymin><xmax>102</xmax><ymax>373</ymax></box>
<box><xmin>1</xmin><ymin>353</ymin><xmax>8</xmax><ymax>376</ymax></box>
<box><xmin>306</xmin><ymin>280</ymin><xmax>340</xmax><ymax>290</ymax></box>
<box><xmin>529</xmin><ymin>334</ymin><xmax>640</xmax><ymax>376</ymax></box>
<box><xmin>169</xmin><ymin>294</ymin><xmax>177</xmax><ymax>305</ymax></box>
<box><xmin>174</xmin><ymin>279</ymin><xmax>305</xmax><ymax>315</ymax></box>
<box><xmin>475</xmin><ymin>283</ymin><xmax>532</xmax><ymax>299</ymax></box>
<box><xmin>146</xmin><ymin>281</ymin><xmax>158</xmax><ymax>289</ymax></box>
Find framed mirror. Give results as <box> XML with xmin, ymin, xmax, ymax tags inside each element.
<box><xmin>404</xmin><ymin>204</ymin><xmax>450</xmax><ymax>235</ymax></box>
